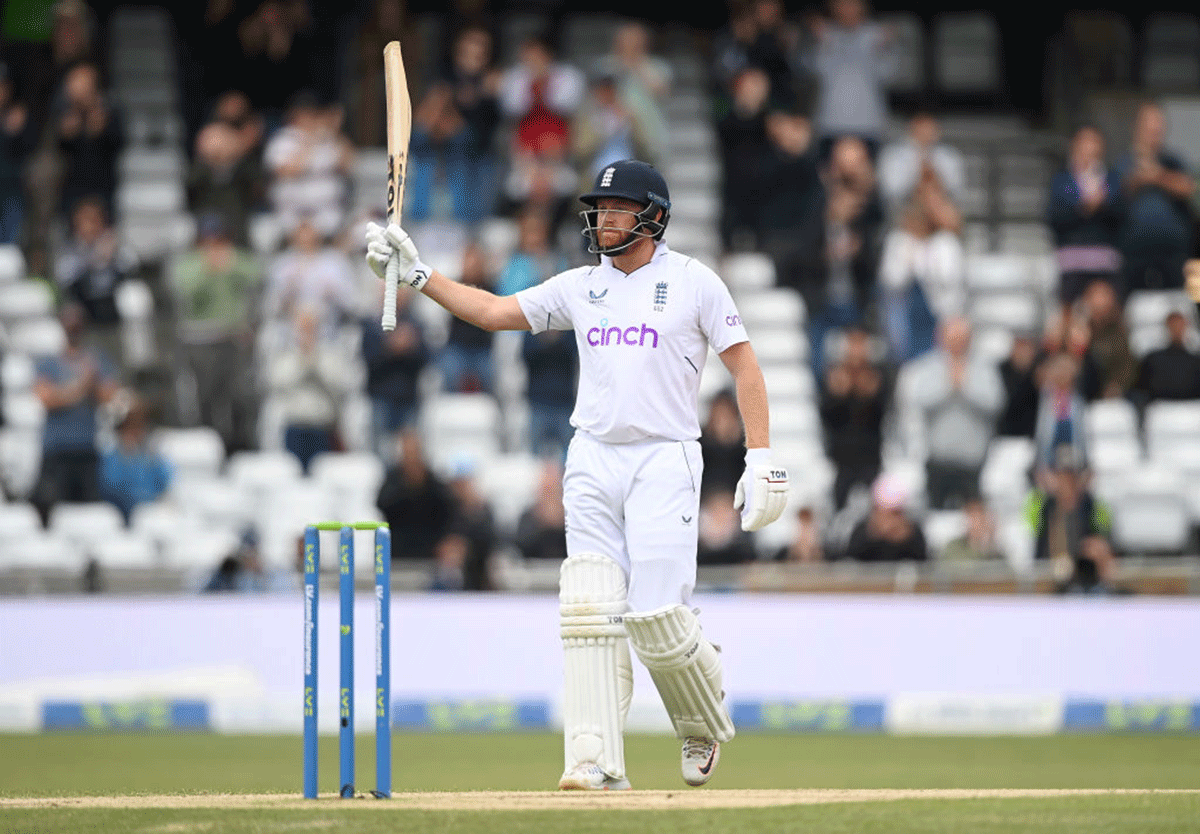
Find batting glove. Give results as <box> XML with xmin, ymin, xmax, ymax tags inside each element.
<box><xmin>364</xmin><ymin>221</ymin><xmax>432</xmax><ymax>291</ymax></box>
<box><xmin>734</xmin><ymin>448</ymin><xmax>789</xmax><ymax>531</ymax></box>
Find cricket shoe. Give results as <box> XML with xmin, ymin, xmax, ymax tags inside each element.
<box><xmin>681</xmin><ymin>737</ymin><xmax>720</xmax><ymax>786</ymax></box>
<box><xmin>558</xmin><ymin>763</ymin><xmax>632</xmax><ymax>791</ymax></box>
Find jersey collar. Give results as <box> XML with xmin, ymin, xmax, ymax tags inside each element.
<box><xmin>599</xmin><ymin>240</ymin><xmax>671</xmax><ymax>274</ymax></box>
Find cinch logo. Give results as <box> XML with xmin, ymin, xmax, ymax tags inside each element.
<box><xmin>725</xmin><ymin>314</ymin><xmax>742</xmax><ymax>326</ymax></box>
<box><xmin>586</xmin><ymin>320</ymin><xmax>660</xmax><ymax>348</ymax></box>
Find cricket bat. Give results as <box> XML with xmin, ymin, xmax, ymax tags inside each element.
<box><xmin>381</xmin><ymin>40</ymin><xmax>411</xmax><ymax>331</ymax></box>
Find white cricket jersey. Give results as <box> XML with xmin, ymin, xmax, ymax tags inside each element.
<box><xmin>516</xmin><ymin>241</ymin><xmax>748</xmax><ymax>443</ymax></box>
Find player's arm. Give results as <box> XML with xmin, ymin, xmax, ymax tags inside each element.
<box><xmin>718</xmin><ymin>340</ymin><xmax>769</xmax><ymax>449</ymax></box>
<box><xmin>421</xmin><ymin>270</ymin><xmax>531</xmax><ymax>332</ymax></box>
<box><xmin>719</xmin><ymin>339</ymin><xmax>788</xmax><ymax>531</ymax></box>
<box><xmin>366</xmin><ymin>222</ymin><xmax>531</xmax><ymax>332</ymax></box>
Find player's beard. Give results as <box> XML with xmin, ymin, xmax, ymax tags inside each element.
<box><xmin>598</xmin><ymin>226</ymin><xmax>639</xmax><ymax>255</ymax></box>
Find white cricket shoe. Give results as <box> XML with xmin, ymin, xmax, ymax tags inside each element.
<box><xmin>681</xmin><ymin>737</ymin><xmax>720</xmax><ymax>786</ymax></box>
<box><xmin>558</xmin><ymin>763</ymin><xmax>632</xmax><ymax>791</ymax></box>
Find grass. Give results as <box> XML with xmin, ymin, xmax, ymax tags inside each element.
<box><xmin>1</xmin><ymin>732</ymin><xmax>1198</xmax><ymax>833</ymax></box>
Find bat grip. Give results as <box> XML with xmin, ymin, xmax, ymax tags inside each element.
<box><xmin>381</xmin><ymin>252</ymin><xmax>400</xmax><ymax>331</ymax></box>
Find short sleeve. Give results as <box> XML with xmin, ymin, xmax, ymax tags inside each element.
<box><xmin>695</xmin><ymin>263</ymin><xmax>748</xmax><ymax>353</ymax></box>
<box><xmin>516</xmin><ymin>272</ymin><xmax>574</xmax><ymax>334</ymax></box>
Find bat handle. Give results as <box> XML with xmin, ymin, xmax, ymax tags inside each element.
<box><xmin>381</xmin><ymin>252</ymin><xmax>400</xmax><ymax>331</ymax></box>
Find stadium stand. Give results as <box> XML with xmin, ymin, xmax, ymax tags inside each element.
<box><xmin>0</xmin><ymin>5</ymin><xmax>1198</xmax><ymax>598</ymax></box>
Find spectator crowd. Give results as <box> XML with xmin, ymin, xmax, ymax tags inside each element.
<box><xmin>0</xmin><ymin>2</ymin><xmax>1199</xmax><ymax>597</ymax></box>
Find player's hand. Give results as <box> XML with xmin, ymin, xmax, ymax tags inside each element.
<box><xmin>364</xmin><ymin>221</ymin><xmax>431</xmax><ymax>290</ymax></box>
<box><xmin>734</xmin><ymin>448</ymin><xmax>789</xmax><ymax>532</ymax></box>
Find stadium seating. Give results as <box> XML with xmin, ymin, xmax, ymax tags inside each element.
<box><xmin>2</xmin><ymin>532</ymin><xmax>85</xmax><ymax>571</ymax></box>
<box><xmin>92</xmin><ymin>532</ymin><xmax>158</xmax><ymax>570</ymax></box>
<box><xmin>879</xmin><ymin>12</ymin><xmax>926</xmax><ymax>95</ymax></box>
<box><xmin>0</xmin><ymin>502</ymin><xmax>42</xmax><ymax>547</ymax></box>
<box><xmin>477</xmin><ymin>452</ymin><xmax>543</xmax><ymax>536</ymax></box>
<box><xmin>0</xmin><ymin>8</ymin><xmax>1195</xmax><ymax>596</ymax></box>
<box><xmin>738</xmin><ymin>288</ymin><xmax>807</xmax><ymax>332</ymax></box>
<box><xmin>0</xmin><ymin>281</ymin><xmax>54</xmax><ymax>324</ymax></box>
<box><xmin>419</xmin><ymin>393</ymin><xmax>503</xmax><ymax>478</ymax></box>
<box><xmin>1108</xmin><ymin>466</ymin><xmax>1192</xmax><ymax>554</ymax></box>
<box><xmin>309</xmin><ymin>452</ymin><xmax>386</xmax><ymax>503</ymax></box>
<box><xmin>48</xmin><ymin>503</ymin><xmax>126</xmax><ymax>556</ymax></box>
<box><xmin>1140</xmin><ymin>12</ymin><xmax>1200</xmax><ymax>90</ymax></box>
<box><xmin>0</xmin><ymin>245</ymin><xmax>25</xmax><ymax>284</ymax></box>
<box><xmin>7</xmin><ymin>317</ymin><xmax>67</xmax><ymax>357</ymax></box>
<box><xmin>154</xmin><ymin>427</ymin><xmax>226</xmax><ymax>483</ymax></box>
<box><xmin>1144</xmin><ymin>400</ymin><xmax>1200</xmax><ymax>461</ymax></box>
<box><xmin>924</xmin><ymin>509</ymin><xmax>969</xmax><ymax>558</ymax></box>
<box><xmin>933</xmin><ymin>12</ymin><xmax>1001</xmax><ymax>94</ymax></box>
<box><xmin>721</xmin><ymin>253</ymin><xmax>776</xmax><ymax>294</ymax></box>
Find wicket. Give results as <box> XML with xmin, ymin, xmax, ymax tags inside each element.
<box><xmin>303</xmin><ymin>521</ymin><xmax>391</xmax><ymax>799</ymax></box>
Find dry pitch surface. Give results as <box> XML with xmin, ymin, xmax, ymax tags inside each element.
<box><xmin>3</xmin><ymin>789</ymin><xmax>1198</xmax><ymax>811</ymax></box>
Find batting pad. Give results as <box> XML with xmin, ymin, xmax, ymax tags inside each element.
<box><xmin>559</xmin><ymin>553</ymin><xmax>632</xmax><ymax>778</ymax></box>
<box><xmin>624</xmin><ymin>604</ymin><xmax>736</xmax><ymax>743</ymax></box>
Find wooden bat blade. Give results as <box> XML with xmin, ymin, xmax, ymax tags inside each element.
<box><xmin>382</xmin><ymin>39</ymin><xmax>411</xmax><ymax>331</ymax></box>
<box><xmin>383</xmin><ymin>40</ymin><xmax>411</xmax><ymax>226</ymax></box>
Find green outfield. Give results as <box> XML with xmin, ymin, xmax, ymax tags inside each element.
<box><xmin>2</xmin><ymin>733</ymin><xmax>1199</xmax><ymax>833</ymax></box>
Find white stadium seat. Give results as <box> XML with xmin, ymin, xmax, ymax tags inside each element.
<box><xmin>934</xmin><ymin>12</ymin><xmax>1002</xmax><ymax>93</ymax></box>
<box><xmin>1085</xmin><ymin>399</ymin><xmax>1139</xmax><ymax>443</ymax></box>
<box><xmin>2</xmin><ymin>532</ymin><xmax>85</xmax><ymax>571</ymax></box>
<box><xmin>7</xmin><ymin>316</ymin><xmax>67</xmax><ymax>356</ymax></box>
<box><xmin>165</xmin><ymin>528</ymin><xmax>242</xmax><ymax>571</ymax></box>
<box><xmin>0</xmin><ymin>501</ymin><xmax>42</xmax><ymax>545</ymax></box>
<box><xmin>1107</xmin><ymin>467</ymin><xmax>1191</xmax><ymax>554</ymax></box>
<box><xmin>118</xmin><ymin>147</ymin><xmax>185</xmax><ymax>182</ymax></box>
<box><xmin>924</xmin><ymin>509</ymin><xmax>969</xmax><ymax>558</ymax></box>
<box><xmin>309</xmin><ymin>452</ymin><xmax>386</xmax><ymax>503</ymax></box>
<box><xmin>968</xmin><ymin>292</ymin><xmax>1040</xmax><ymax>333</ymax></box>
<box><xmin>980</xmin><ymin>437</ymin><xmax>1036</xmax><ymax>511</ymax></box>
<box><xmin>0</xmin><ymin>428</ymin><xmax>41</xmax><ymax>497</ymax></box>
<box><xmin>753</xmin><ymin>329</ymin><xmax>809</xmax><ymax>366</ymax></box>
<box><xmin>737</xmin><ymin>288</ymin><xmax>806</xmax><ymax>330</ymax></box>
<box><xmin>770</xmin><ymin>403</ymin><xmax>823</xmax><ymax>444</ymax></box>
<box><xmin>1144</xmin><ymin>400</ymin><xmax>1200</xmax><ymax>459</ymax></box>
<box><xmin>477</xmin><ymin>453</ymin><xmax>543</xmax><ymax>535</ymax></box>
<box><xmin>420</xmin><ymin>393</ymin><xmax>502</xmax><ymax>477</ymax></box>
<box><xmin>1089</xmin><ymin>435</ymin><xmax>1142</xmax><ymax>474</ymax></box>
<box><xmin>0</xmin><ymin>244</ymin><xmax>25</xmax><ymax>283</ymax></box>
<box><xmin>760</xmin><ymin>365</ymin><xmax>815</xmax><ymax>404</ymax></box>
<box><xmin>172</xmin><ymin>478</ymin><xmax>254</xmax><ymax>530</ymax></box>
<box><xmin>48</xmin><ymin>503</ymin><xmax>126</xmax><ymax>554</ymax></box>
<box><xmin>721</xmin><ymin>253</ymin><xmax>775</xmax><ymax>293</ymax></box>
<box><xmin>92</xmin><ymin>532</ymin><xmax>158</xmax><ymax>569</ymax></box>
<box><xmin>0</xmin><ymin>281</ymin><xmax>54</xmax><ymax>323</ymax></box>
<box><xmin>227</xmin><ymin>450</ymin><xmax>304</xmax><ymax>494</ymax></box>
<box><xmin>2</xmin><ymin>392</ymin><xmax>46</xmax><ymax>430</ymax></box>
<box><xmin>117</xmin><ymin>180</ymin><xmax>185</xmax><ymax>216</ymax></box>
<box><xmin>1124</xmin><ymin>290</ymin><xmax>1192</xmax><ymax>331</ymax></box>
<box><xmin>964</xmin><ymin>254</ymin><xmax>1029</xmax><ymax>295</ymax></box>
<box><xmin>153</xmin><ymin>426</ymin><xmax>226</xmax><ymax>482</ymax></box>
<box><xmin>1</xmin><ymin>352</ymin><xmax>35</xmax><ymax>392</ymax></box>
<box><xmin>130</xmin><ymin>501</ymin><xmax>199</xmax><ymax>554</ymax></box>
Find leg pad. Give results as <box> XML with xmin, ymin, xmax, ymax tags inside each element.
<box><xmin>624</xmin><ymin>604</ymin><xmax>735</xmax><ymax>743</ymax></box>
<box><xmin>560</xmin><ymin>553</ymin><xmax>631</xmax><ymax>777</ymax></box>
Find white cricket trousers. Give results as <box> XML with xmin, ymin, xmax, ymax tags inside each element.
<box><xmin>563</xmin><ymin>431</ymin><xmax>703</xmax><ymax>613</ymax></box>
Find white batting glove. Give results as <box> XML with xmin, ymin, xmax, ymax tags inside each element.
<box><xmin>364</xmin><ymin>221</ymin><xmax>432</xmax><ymax>291</ymax></box>
<box><xmin>734</xmin><ymin>448</ymin><xmax>789</xmax><ymax>532</ymax></box>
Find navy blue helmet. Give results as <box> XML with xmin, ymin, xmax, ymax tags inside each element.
<box><xmin>579</xmin><ymin>160</ymin><xmax>671</xmax><ymax>255</ymax></box>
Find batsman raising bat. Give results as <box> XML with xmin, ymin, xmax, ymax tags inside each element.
<box><xmin>366</xmin><ymin>159</ymin><xmax>789</xmax><ymax>790</ymax></box>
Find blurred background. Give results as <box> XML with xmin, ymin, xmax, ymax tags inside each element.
<box><xmin>1</xmin><ymin>0</ymin><xmax>1200</xmax><ymax>738</ymax></box>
